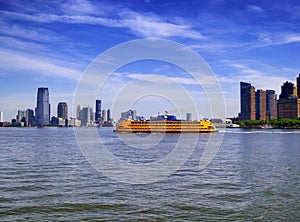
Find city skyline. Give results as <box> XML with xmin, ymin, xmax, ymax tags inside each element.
<box><xmin>240</xmin><ymin>73</ymin><xmax>300</xmax><ymax>120</ymax></box>
<box><xmin>1</xmin><ymin>1</ymin><xmax>300</xmax><ymax>119</ymax></box>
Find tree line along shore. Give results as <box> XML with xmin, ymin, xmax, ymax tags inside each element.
<box><xmin>237</xmin><ymin>118</ymin><xmax>300</xmax><ymax>129</ymax></box>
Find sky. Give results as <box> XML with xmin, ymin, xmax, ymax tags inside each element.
<box><xmin>1</xmin><ymin>0</ymin><xmax>300</xmax><ymax>121</ymax></box>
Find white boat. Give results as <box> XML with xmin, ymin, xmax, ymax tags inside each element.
<box><xmin>226</xmin><ymin>124</ymin><xmax>240</xmax><ymax>128</ymax></box>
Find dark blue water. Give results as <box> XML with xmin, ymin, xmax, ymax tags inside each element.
<box><xmin>0</xmin><ymin>127</ymin><xmax>299</xmax><ymax>221</ymax></box>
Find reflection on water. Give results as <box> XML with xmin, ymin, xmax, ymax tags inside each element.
<box><xmin>0</xmin><ymin>128</ymin><xmax>299</xmax><ymax>221</ymax></box>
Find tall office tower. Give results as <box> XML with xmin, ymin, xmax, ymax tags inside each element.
<box><xmin>102</xmin><ymin>109</ymin><xmax>106</xmax><ymax>122</ymax></box>
<box><xmin>239</xmin><ymin>82</ymin><xmax>256</xmax><ymax>120</ymax></box>
<box><xmin>0</xmin><ymin>111</ymin><xmax>3</xmax><ymax>122</ymax></box>
<box><xmin>279</xmin><ymin>81</ymin><xmax>294</xmax><ymax>99</ymax></box>
<box><xmin>107</xmin><ymin>109</ymin><xmax>111</xmax><ymax>121</ymax></box>
<box><xmin>297</xmin><ymin>74</ymin><xmax>300</xmax><ymax>98</ymax></box>
<box><xmin>255</xmin><ymin>90</ymin><xmax>266</xmax><ymax>120</ymax></box>
<box><xmin>76</xmin><ymin>105</ymin><xmax>82</xmax><ymax>119</ymax></box>
<box><xmin>186</xmin><ymin>113</ymin><xmax>192</xmax><ymax>121</ymax></box>
<box><xmin>26</xmin><ymin>109</ymin><xmax>35</xmax><ymax>127</ymax></box>
<box><xmin>57</xmin><ymin>102</ymin><xmax>68</xmax><ymax>119</ymax></box>
<box><xmin>277</xmin><ymin>81</ymin><xmax>300</xmax><ymax>118</ymax></box>
<box><xmin>266</xmin><ymin>90</ymin><xmax>277</xmax><ymax>119</ymax></box>
<box><xmin>79</xmin><ymin>107</ymin><xmax>93</xmax><ymax>126</ymax></box>
<box><xmin>17</xmin><ymin>110</ymin><xmax>26</xmax><ymax>123</ymax></box>
<box><xmin>95</xmin><ymin>99</ymin><xmax>102</xmax><ymax>123</ymax></box>
<box><xmin>36</xmin><ymin>87</ymin><xmax>50</xmax><ymax>127</ymax></box>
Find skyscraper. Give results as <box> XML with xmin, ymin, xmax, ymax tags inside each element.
<box><xmin>36</xmin><ymin>87</ymin><xmax>50</xmax><ymax>127</ymax></box>
<box><xmin>76</xmin><ymin>105</ymin><xmax>82</xmax><ymax>119</ymax></box>
<box><xmin>102</xmin><ymin>109</ymin><xmax>106</xmax><ymax>122</ymax></box>
<box><xmin>239</xmin><ymin>82</ymin><xmax>256</xmax><ymax>120</ymax></box>
<box><xmin>17</xmin><ymin>110</ymin><xmax>26</xmax><ymax>123</ymax></box>
<box><xmin>186</xmin><ymin>113</ymin><xmax>192</xmax><ymax>121</ymax></box>
<box><xmin>279</xmin><ymin>81</ymin><xmax>294</xmax><ymax>99</ymax></box>
<box><xmin>95</xmin><ymin>99</ymin><xmax>102</xmax><ymax>123</ymax></box>
<box><xmin>57</xmin><ymin>102</ymin><xmax>68</xmax><ymax>119</ymax></box>
<box><xmin>79</xmin><ymin>107</ymin><xmax>93</xmax><ymax>126</ymax></box>
<box><xmin>277</xmin><ymin>81</ymin><xmax>300</xmax><ymax>118</ymax></box>
<box><xmin>107</xmin><ymin>109</ymin><xmax>111</xmax><ymax>121</ymax></box>
<box><xmin>297</xmin><ymin>74</ymin><xmax>300</xmax><ymax>98</ymax></box>
<box><xmin>255</xmin><ymin>90</ymin><xmax>266</xmax><ymax>120</ymax></box>
<box><xmin>26</xmin><ymin>109</ymin><xmax>35</xmax><ymax>127</ymax></box>
<box><xmin>0</xmin><ymin>111</ymin><xmax>3</xmax><ymax>122</ymax></box>
<box><xmin>266</xmin><ymin>90</ymin><xmax>277</xmax><ymax>119</ymax></box>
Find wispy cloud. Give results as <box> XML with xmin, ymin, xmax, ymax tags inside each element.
<box><xmin>0</xmin><ymin>20</ymin><xmax>64</xmax><ymax>42</ymax></box>
<box><xmin>250</xmin><ymin>32</ymin><xmax>300</xmax><ymax>49</ymax></box>
<box><xmin>0</xmin><ymin>7</ymin><xmax>204</xmax><ymax>39</ymax></box>
<box><xmin>219</xmin><ymin>59</ymin><xmax>298</xmax><ymax>92</ymax></box>
<box><xmin>247</xmin><ymin>5</ymin><xmax>264</xmax><ymax>14</ymax></box>
<box><xmin>0</xmin><ymin>49</ymin><xmax>81</xmax><ymax>80</ymax></box>
<box><xmin>61</xmin><ymin>0</ymin><xmax>100</xmax><ymax>15</ymax></box>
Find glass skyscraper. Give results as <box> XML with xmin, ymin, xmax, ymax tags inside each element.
<box><xmin>239</xmin><ymin>82</ymin><xmax>256</xmax><ymax>120</ymax></box>
<box><xmin>57</xmin><ymin>102</ymin><xmax>68</xmax><ymax>119</ymax></box>
<box><xmin>36</xmin><ymin>87</ymin><xmax>50</xmax><ymax>127</ymax></box>
<box><xmin>95</xmin><ymin>99</ymin><xmax>102</xmax><ymax>123</ymax></box>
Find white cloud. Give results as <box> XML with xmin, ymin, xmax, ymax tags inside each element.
<box><xmin>219</xmin><ymin>59</ymin><xmax>299</xmax><ymax>93</ymax></box>
<box><xmin>0</xmin><ymin>49</ymin><xmax>82</xmax><ymax>80</ymax></box>
<box><xmin>0</xmin><ymin>21</ymin><xmax>63</xmax><ymax>42</ymax></box>
<box><xmin>251</xmin><ymin>32</ymin><xmax>300</xmax><ymax>49</ymax></box>
<box><xmin>0</xmin><ymin>8</ymin><xmax>204</xmax><ymax>39</ymax></box>
<box><xmin>118</xmin><ymin>11</ymin><xmax>205</xmax><ymax>39</ymax></box>
<box><xmin>247</xmin><ymin>5</ymin><xmax>264</xmax><ymax>14</ymax></box>
<box><xmin>61</xmin><ymin>0</ymin><xmax>99</xmax><ymax>15</ymax></box>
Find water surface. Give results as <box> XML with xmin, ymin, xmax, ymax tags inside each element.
<box><xmin>0</xmin><ymin>128</ymin><xmax>299</xmax><ymax>221</ymax></box>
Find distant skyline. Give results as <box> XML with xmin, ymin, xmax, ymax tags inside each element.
<box><xmin>1</xmin><ymin>0</ymin><xmax>300</xmax><ymax>120</ymax></box>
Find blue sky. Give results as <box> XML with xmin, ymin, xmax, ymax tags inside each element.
<box><xmin>1</xmin><ymin>0</ymin><xmax>300</xmax><ymax>121</ymax></box>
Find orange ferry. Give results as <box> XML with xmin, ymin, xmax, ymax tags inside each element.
<box><xmin>115</xmin><ymin>114</ymin><xmax>217</xmax><ymax>133</ymax></box>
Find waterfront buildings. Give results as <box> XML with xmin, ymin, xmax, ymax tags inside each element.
<box><xmin>57</xmin><ymin>102</ymin><xmax>68</xmax><ymax>119</ymax></box>
<box><xmin>239</xmin><ymin>82</ymin><xmax>277</xmax><ymax>120</ymax></box>
<box><xmin>95</xmin><ymin>100</ymin><xmax>102</xmax><ymax>123</ymax></box>
<box><xmin>240</xmin><ymin>74</ymin><xmax>300</xmax><ymax>120</ymax></box>
<box><xmin>35</xmin><ymin>87</ymin><xmax>50</xmax><ymax>127</ymax></box>
<box><xmin>239</xmin><ymin>82</ymin><xmax>256</xmax><ymax>120</ymax></box>
<box><xmin>210</xmin><ymin>118</ymin><xmax>232</xmax><ymax>128</ymax></box>
<box><xmin>120</xmin><ymin>110</ymin><xmax>137</xmax><ymax>121</ymax></box>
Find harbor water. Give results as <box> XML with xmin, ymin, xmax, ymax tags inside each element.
<box><xmin>0</xmin><ymin>127</ymin><xmax>299</xmax><ymax>221</ymax></box>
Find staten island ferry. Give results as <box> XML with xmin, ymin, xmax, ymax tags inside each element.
<box><xmin>115</xmin><ymin>113</ymin><xmax>217</xmax><ymax>133</ymax></box>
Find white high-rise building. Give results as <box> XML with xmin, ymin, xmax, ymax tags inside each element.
<box><xmin>0</xmin><ymin>111</ymin><xmax>3</xmax><ymax>122</ymax></box>
<box><xmin>76</xmin><ymin>105</ymin><xmax>82</xmax><ymax>119</ymax></box>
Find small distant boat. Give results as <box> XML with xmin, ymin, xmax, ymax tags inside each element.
<box><xmin>259</xmin><ymin>125</ymin><xmax>273</xmax><ymax>129</ymax></box>
<box><xmin>226</xmin><ymin>124</ymin><xmax>240</xmax><ymax>128</ymax></box>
